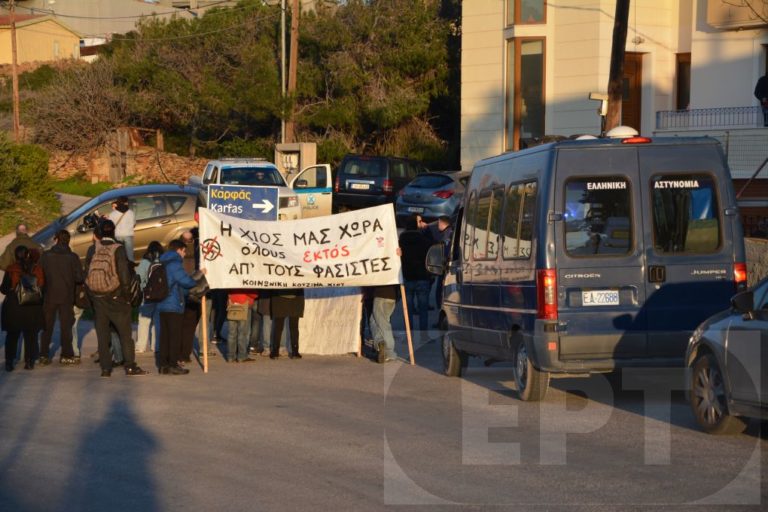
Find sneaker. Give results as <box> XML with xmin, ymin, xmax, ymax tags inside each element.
<box><xmin>100</xmin><ymin>369</ymin><xmax>112</xmax><ymax>378</ymax></box>
<box><xmin>376</xmin><ymin>342</ymin><xmax>386</xmax><ymax>364</ymax></box>
<box><xmin>38</xmin><ymin>356</ymin><xmax>51</xmax><ymax>366</ymax></box>
<box><xmin>125</xmin><ymin>365</ymin><xmax>149</xmax><ymax>376</ymax></box>
<box><xmin>60</xmin><ymin>357</ymin><xmax>78</xmax><ymax>366</ymax></box>
<box><xmin>239</xmin><ymin>357</ymin><xmax>256</xmax><ymax>363</ymax></box>
<box><xmin>168</xmin><ymin>365</ymin><xmax>189</xmax><ymax>375</ymax></box>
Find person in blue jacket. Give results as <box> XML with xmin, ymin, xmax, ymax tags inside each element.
<box><xmin>157</xmin><ymin>239</ymin><xmax>204</xmax><ymax>375</ymax></box>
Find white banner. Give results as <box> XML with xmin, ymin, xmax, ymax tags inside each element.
<box><xmin>198</xmin><ymin>205</ymin><xmax>402</xmax><ymax>289</ymax></box>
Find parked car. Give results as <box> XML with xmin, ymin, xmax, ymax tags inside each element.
<box><xmin>191</xmin><ymin>158</ymin><xmax>333</xmax><ymax>219</ymax></box>
<box><xmin>686</xmin><ymin>281</ymin><xmax>768</xmax><ymax>434</ymax></box>
<box><xmin>395</xmin><ymin>170</ymin><xmax>470</xmax><ymax>224</ymax></box>
<box><xmin>425</xmin><ymin>135</ymin><xmax>747</xmax><ymax>402</ymax></box>
<box><xmin>32</xmin><ymin>184</ymin><xmax>203</xmax><ymax>262</ymax></box>
<box><xmin>333</xmin><ymin>154</ymin><xmax>429</xmax><ymax>212</ymax></box>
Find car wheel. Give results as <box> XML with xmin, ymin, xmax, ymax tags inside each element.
<box><xmin>513</xmin><ymin>342</ymin><xmax>549</xmax><ymax>401</ymax></box>
<box><xmin>442</xmin><ymin>333</ymin><xmax>467</xmax><ymax>377</ymax></box>
<box><xmin>690</xmin><ymin>354</ymin><xmax>748</xmax><ymax>435</ymax></box>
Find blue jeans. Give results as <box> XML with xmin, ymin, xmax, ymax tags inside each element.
<box><xmin>371</xmin><ymin>297</ymin><xmax>396</xmax><ymax>359</ymax></box>
<box><xmin>72</xmin><ymin>306</ymin><xmax>84</xmax><ymax>357</ymax></box>
<box><xmin>249</xmin><ymin>303</ymin><xmax>270</xmax><ymax>351</ymax></box>
<box><xmin>404</xmin><ymin>280</ymin><xmax>430</xmax><ymax>333</ymax></box>
<box><xmin>136</xmin><ymin>302</ymin><xmax>159</xmax><ymax>352</ymax></box>
<box><xmin>117</xmin><ymin>236</ymin><xmax>134</xmax><ymax>262</ymax></box>
<box><xmin>227</xmin><ymin>309</ymin><xmax>251</xmax><ymax>361</ymax></box>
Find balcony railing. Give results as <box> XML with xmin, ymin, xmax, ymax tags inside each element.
<box><xmin>656</xmin><ymin>106</ymin><xmax>764</xmax><ymax>131</ymax></box>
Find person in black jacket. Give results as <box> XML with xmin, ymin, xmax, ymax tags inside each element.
<box><xmin>85</xmin><ymin>220</ymin><xmax>148</xmax><ymax>378</ymax></box>
<box><xmin>269</xmin><ymin>289</ymin><xmax>304</xmax><ymax>359</ymax></box>
<box><xmin>756</xmin><ymin>72</ymin><xmax>768</xmax><ymax>127</ymax></box>
<box><xmin>39</xmin><ymin>230</ymin><xmax>84</xmax><ymax>365</ymax></box>
<box><xmin>399</xmin><ymin>216</ymin><xmax>433</xmax><ymax>338</ymax></box>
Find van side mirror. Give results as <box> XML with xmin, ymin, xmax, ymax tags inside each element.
<box><xmin>426</xmin><ymin>243</ymin><xmax>446</xmax><ymax>275</ymax></box>
<box><xmin>731</xmin><ymin>290</ymin><xmax>754</xmax><ymax>317</ymax></box>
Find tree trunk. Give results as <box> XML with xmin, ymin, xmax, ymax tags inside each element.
<box><xmin>284</xmin><ymin>0</ymin><xmax>300</xmax><ymax>144</ymax></box>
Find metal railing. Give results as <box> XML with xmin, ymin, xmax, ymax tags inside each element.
<box><xmin>656</xmin><ymin>106</ymin><xmax>764</xmax><ymax>130</ymax></box>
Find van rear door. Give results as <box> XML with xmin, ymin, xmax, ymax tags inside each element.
<box><xmin>639</xmin><ymin>144</ymin><xmax>736</xmax><ymax>358</ymax></box>
<box><xmin>554</xmin><ymin>147</ymin><xmax>648</xmax><ymax>362</ymax></box>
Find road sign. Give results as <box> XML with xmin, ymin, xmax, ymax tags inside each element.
<box><xmin>207</xmin><ymin>184</ymin><xmax>279</xmax><ymax>221</ymax></box>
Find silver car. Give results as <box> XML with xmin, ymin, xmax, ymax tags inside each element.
<box><xmin>686</xmin><ymin>280</ymin><xmax>768</xmax><ymax>434</ymax></box>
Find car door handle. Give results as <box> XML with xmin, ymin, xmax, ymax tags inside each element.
<box><xmin>158</xmin><ymin>219</ymin><xmax>171</xmax><ymax>225</ymax></box>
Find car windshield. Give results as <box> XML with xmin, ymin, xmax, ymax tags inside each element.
<box><xmin>221</xmin><ymin>167</ymin><xmax>286</xmax><ymax>186</ymax></box>
<box><xmin>408</xmin><ymin>174</ymin><xmax>454</xmax><ymax>189</ymax></box>
<box><xmin>342</xmin><ymin>159</ymin><xmax>384</xmax><ymax>178</ymax></box>
<box><xmin>60</xmin><ymin>196</ymin><xmax>103</xmax><ymax>225</ymax></box>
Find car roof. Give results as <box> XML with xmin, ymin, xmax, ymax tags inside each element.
<box><xmin>95</xmin><ymin>184</ymin><xmax>201</xmax><ymax>200</ymax></box>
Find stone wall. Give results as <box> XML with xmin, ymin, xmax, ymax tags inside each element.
<box><xmin>48</xmin><ymin>147</ymin><xmax>208</xmax><ymax>186</ymax></box>
<box><xmin>745</xmin><ymin>237</ymin><xmax>768</xmax><ymax>288</ymax></box>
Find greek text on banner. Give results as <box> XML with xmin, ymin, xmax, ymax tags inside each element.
<box><xmin>198</xmin><ymin>205</ymin><xmax>403</xmax><ymax>289</ymax></box>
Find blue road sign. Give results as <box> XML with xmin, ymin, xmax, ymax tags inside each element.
<box><xmin>207</xmin><ymin>184</ymin><xmax>279</xmax><ymax>221</ymax></box>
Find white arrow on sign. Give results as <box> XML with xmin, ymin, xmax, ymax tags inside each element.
<box><xmin>252</xmin><ymin>199</ymin><xmax>275</xmax><ymax>214</ymax></box>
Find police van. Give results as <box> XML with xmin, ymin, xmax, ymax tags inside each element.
<box><xmin>427</xmin><ymin>132</ymin><xmax>747</xmax><ymax>401</ymax></box>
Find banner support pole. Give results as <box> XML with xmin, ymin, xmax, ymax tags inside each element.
<box><xmin>400</xmin><ymin>285</ymin><xmax>415</xmax><ymax>365</ymax></box>
<box><xmin>201</xmin><ymin>295</ymin><xmax>209</xmax><ymax>373</ymax></box>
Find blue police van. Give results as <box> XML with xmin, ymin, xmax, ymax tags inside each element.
<box><xmin>427</xmin><ymin>134</ymin><xmax>747</xmax><ymax>401</ymax></box>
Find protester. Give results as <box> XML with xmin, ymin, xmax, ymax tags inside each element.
<box><xmin>39</xmin><ymin>230</ymin><xmax>84</xmax><ymax>365</ymax></box>
<box><xmin>108</xmin><ymin>196</ymin><xmax>136</xmax><ymax>262</ymax></box>
<box><xmin>428</xmin><ymin>215</ymin><xmax>453</xmax><ymax>309</ymax></box>
<box><xmin>156</xmin><ymin>239</ymin><xmax>202</xmax><ymax>375</ymax></box>
<box><xmin>270</xmin><ymin>289</ymin><xmax>304</xmax><ymax>359</ymax></box>
<box><xmin>1</xmin><ymin>245</ymin><xmax>45</xmax><ymax>371</ymax></box>
<box><xmin>0</xmin><ymin>223</ymin><xmax>42</xmax><ymax>271</ymax></box>
<box><xmin>136</xmin><ymin>241</ymin><xmax>164</xmax><ymax>353</ymax></box>
<box><xmin>399</xmin><ymin>216</ymin><xmax>433</xmax><ymax>339</ymax></box>
<box><xmin>227</xmin><ymin>290</ymin><xmax>257</xmax><ymax>363</ymax></box>
<box><xmin>179</xmin><ymin>230</ymin><xmax>202</xmax><ymax>363</ymax></box>
<box><xmin>755</xmin><ymin>72</ymin><xmax>768</xmax><ymax>127</ymax></box>
<box><xmin>370</xmin><ymin>284</ymin><xmax>398</xmax><ymax>364</ymax></box>
<box><xmin>85</xmin><ymin>220</ymin><xmax>148</xmax><ymax>378</ymax></box>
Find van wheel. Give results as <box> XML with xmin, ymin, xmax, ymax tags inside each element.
<box><xmin>690</xmin><ymin>354</ymin><xmax>748</xmax><ymax>435</ymax></box>
<box><xmin>513</xmin><ymin>342</ymin><xmax>549</xmax><ymax>401</ymax></box>
<box><xmin>442</xmin><ymin>335</ymin><xmax>467</xmax><ymax>377</ymax></box>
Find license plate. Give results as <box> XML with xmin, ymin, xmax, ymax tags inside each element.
<box><xmin>350</xmin><ymin>183</ymin><xmax>369</xmax><ymax>190</ymax></box>
<box><xmin>582</xmin><ymin>290</ymin><xmax>620</xmax><ymax>306</ymax></box>
<box><xmin>407</xmin><ymin>207</ymin><xmax>424</xmax><ymax>213</ymax></box>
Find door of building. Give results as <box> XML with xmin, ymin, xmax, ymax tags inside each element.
<box><xmin>622</xmin><ymin>53</ymin><xmax>643</xmax><ymax>131</ymax></box>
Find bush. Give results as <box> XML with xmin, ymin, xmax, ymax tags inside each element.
<box><xmin>0</xmin><ymin>136</ymin><xmax>59</xmax><ymax>234</ymax></box>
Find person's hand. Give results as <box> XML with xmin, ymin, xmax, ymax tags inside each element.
<box><xmin>396</xmin><ymin>247</ymin><xmax>402</xmax><ymax>257</ymax></box>
<box><xmin>200</xmin><ymin>267</ymin><xmax>208</xmax><ymax>275</ymax></box>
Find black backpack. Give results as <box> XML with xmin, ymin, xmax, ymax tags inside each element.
<box><xmin>143</xmin><ymin>261</ymin><xmax>169</xmax><ymax>302</ymax></box>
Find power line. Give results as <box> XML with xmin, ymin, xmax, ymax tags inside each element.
<box><xmin>109</xmin><ymin>12</ymin><xmax>280</xmax><ymax>42</ymax></box>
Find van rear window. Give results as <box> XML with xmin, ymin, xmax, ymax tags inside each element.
<box><xmin>564</xmin><ymin>177</ymin><xmax>632</xmax><ymax>256</ymax></box>
<box><xmin>651</xmin><ymin>174</ymin><xmax>720</xmax><ymax>254</ymax></box>
<box><xmin>342</xmin><ymin>159</ymin><xmax>384</xmax><ymax>177</ymax></box>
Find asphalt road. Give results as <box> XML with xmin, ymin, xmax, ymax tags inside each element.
<box><xmin>0</xmin><ymin>327</ymin><xmax>765</xmax><ymax>511</ymax></box>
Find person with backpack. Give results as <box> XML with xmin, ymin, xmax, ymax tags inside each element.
<box><xmin>156</xmin><ymin>239</ymin><xmax>203</xmax><ymax>375</ymax></box>
<box><xmin>39</xmin><ymin>230</ymin><xmax>85</xmax><ymax>365</ymax></box>
<box><xmin>136</xmin><ymin>241</ymin><xmax>164</xmax><ymax>353</ymax></box>
<box><xmin>85</xmin><ymin>220</ymin><xmax>148</xmax><ymax>378</ymax></box>
<box><xmin>1</xmin><ymin>245</ymin><xmax>45</xmax><ymax>371</ymax></box>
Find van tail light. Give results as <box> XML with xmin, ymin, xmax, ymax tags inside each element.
<box><xmin>734</xmin><ymin>262</ymin><xmax>747</xmax><ymax>291</ymax></box>
<box><xmin>621</xmin><ymin>136</ymin><xmax>652</xmax><ymax>144</ymax></box>
<box><xmin>383</xmin><ymin>179</ymin><xmax>393</xmax><ymax>195</ymax></box>
<box><xmin>194</xmin><ymin>210</ymin><xmax>199</xmax><ymax>224</ymax></box>
<box><xmin>433</xmin><ymin>190</ymin><xmax>454</xmax><ymax>199</ymax></box>
<box><xmin>537</xmin><ymin>269</ymin><xmax>558</xmax><ymax>320</ymax></box>
<box><xmin>334</xmin><ymin>175</ymin><xmax>340</xmax><ymax>193</ymax></box>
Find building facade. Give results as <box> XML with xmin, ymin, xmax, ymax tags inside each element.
<box><xmin>0</xmin><ymin>14</ymin><xmax>80</xmax><ymax>65</ymax></box>
<box><xmin>461</xmin><ymin>0</ymin><xmax>768</xmax><ymax>176</ymax></box>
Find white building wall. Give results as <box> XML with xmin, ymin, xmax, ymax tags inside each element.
<box><xmin>461</xmin><ymin>0</ymin><xmax>505</xmax><ymax>171</ymax></box>
<box><xmin>689</xmin><ymin>0</ymin><xmax>767</xmax><ymax>109</ymax></box>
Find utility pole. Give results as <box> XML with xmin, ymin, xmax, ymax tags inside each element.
<box><xmin>10</xmin><ymin>0</ymin><xmax>21</xmax><ymax>142</ymax></box>
<box><xmin>605</xmin><ymin>0</ymin><xmax>631</xmax><ymax>131</ymax></box>
<box><xmin>284</xmin><ymin>0</ymin><xmax>299</xmax><ymax>144</ymax></box>
<box><xmin>280</xmin><ymin>0</ymin><xmax>286</xmax><ymax>143</ymax></box>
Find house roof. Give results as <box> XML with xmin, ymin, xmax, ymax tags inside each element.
<box><xmin>0</xmin><ymin>14</ymin><xmax>81</xmax><ymax>37</ymax></box>
<box><xmin>0</xmin><ymin>14</ymin><xmax>44</xmax><ymax>25</ymax></box>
